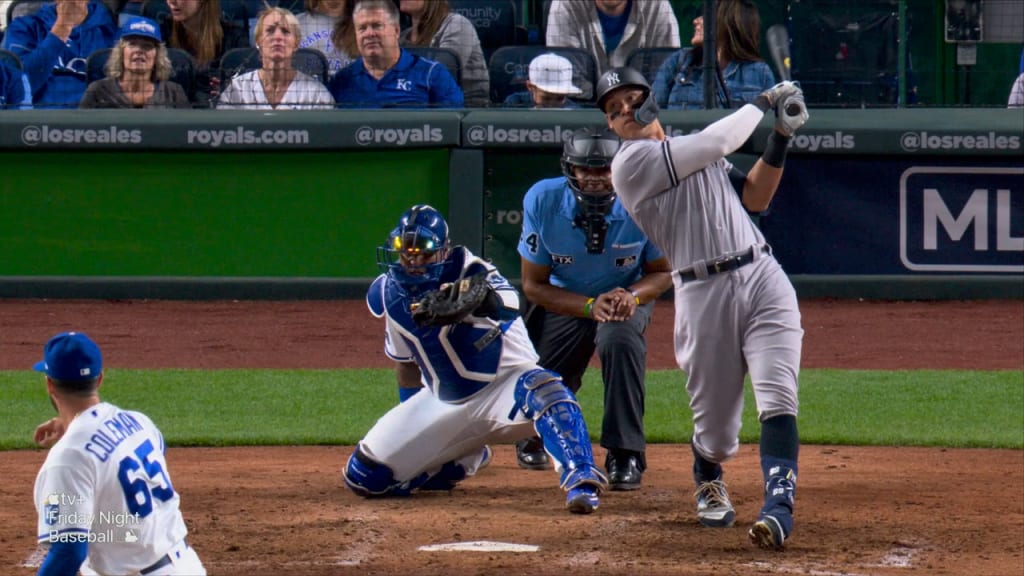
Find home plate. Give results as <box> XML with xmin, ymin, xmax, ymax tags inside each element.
<box><xmin>418</xmin><ymin>541</ymin><xmax>539</xmax><ymax>552</ymax></box>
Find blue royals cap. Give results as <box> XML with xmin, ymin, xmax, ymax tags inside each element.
<box><xmin>118</xmin><ymin>16</ymin><xmax>162</xmax><ymax>43</ymax></box>
<box><xmin>33</xmin><ymin>332</ymin><xmax>103</xmax><ymax>381</ymax></box>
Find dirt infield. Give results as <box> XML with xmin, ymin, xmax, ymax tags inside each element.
<box><xmin>1</xmin><ymin>298</ymin><xmax>1022</xmax><ymax>575</ymax></box>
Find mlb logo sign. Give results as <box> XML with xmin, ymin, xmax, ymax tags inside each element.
<box><xmin>900</xmin><ymin>167</ymin><xmax>1023</xmax><ymax>272</ymax></box>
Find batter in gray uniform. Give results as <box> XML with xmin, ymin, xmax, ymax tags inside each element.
<box><xmin>595</xmin><ymin>66</ymin><xmax>809</xmax><ymax>550</ymax></box>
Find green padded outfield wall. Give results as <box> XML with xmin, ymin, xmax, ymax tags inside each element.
<box><xmin>0</xmin><ymin>150</ymin><xmax>449</xmax><ymax>277</ymax></box>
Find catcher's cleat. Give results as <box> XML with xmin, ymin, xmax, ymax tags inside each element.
<box><xmin>694</xmin><ymin>479</ymin><xmax>735</xmax><ymax>527</ymax></box>
<box><xmin>515</xmin><ymin>436</ymin><xmax>551</xmax><ymax>470</ymax></box>
<box><xmin>478</xmin><ymin>445</ymin><xmax>494</xmax><ymax>471</ymax></box>
<box><xmin>749</xmin><ymin>513</ymin><xmax>789</xmax><ymax>550</ymax></box>
<box><xmin>566</xmin><ymin>484</ymin><xmax>600</xmax><ymax>514</ymax></box>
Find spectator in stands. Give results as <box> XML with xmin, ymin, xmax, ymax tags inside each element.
<box><xmin>545</xmin><ymin>0</ymin><xmax>679</xmax><ymax>74</ymax></box>
<box><xmin>1008</xmin><ymin>73</ymin><xmax>1024</xmax><ymax>108</ymax></box>
<box><xmin>80</xmin><ymin>15</ymin><xmax>190</xmax><ymax>108</ymax></box>
<box><xmin>2</xmin><ymin>0</ymin><xmax>117</xmax><ymax>108</ymax></box>
<box><xmin>652</xmin><ymin>0</ymin><xmax>775</xmax><ymax>110</ymax></box>
<box><xmin>399</xmin><ymin>0</ymin><xmax>488</xmax><ymax>107</ymax></box>
<box><xmin>297</xmin><ymin>0</ymin><xmax>354</xmax><ymax>79</ymax></box>
<box><xmin>503</xmin><ymin>52</ymin><xmax>581</xmax><ymax>108</ymax></box>
<box><xmin>328</xmin><ymin>0</ymin><xmax>463</xmax><ymax>108</ymax></box>
<box><xmin>1</xmin><ymin>58</ymin><xmax>32</xmax><ymax>109</ymax></box>
<box><xmin>161</xmin><ymin>0</ymin><xmax>249</xmax><ymax>107</ymax></box>
<box><xmin>218</xmin><ymin>7</ymin><xmax>333</xmax><ymax>109</ymax></box>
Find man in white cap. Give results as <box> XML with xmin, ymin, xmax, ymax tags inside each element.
<box><xmin>503</xmin><ymin>52</ymin><xmax>583</xmax><ymax>108</ymax></box>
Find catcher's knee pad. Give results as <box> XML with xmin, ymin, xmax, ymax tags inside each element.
<box><xmin>343</xmin><ymin>445</ymin><xmax>417</xmax><ymax>498</ymax></box>
<box><xmin>514</xmin><ymin>368</ymin><xmax>576</xmax><ymax>419</ymax></box>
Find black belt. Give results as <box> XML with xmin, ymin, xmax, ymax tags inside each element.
<box><xmin>675</xmin><ymin>245</ymin><xmax>771</xmax><ymax>284</ymax></box>
<box><xmin>140</xmin><ymin>539</ymin><xmax>188</xmax><ymax>575</ymax></box>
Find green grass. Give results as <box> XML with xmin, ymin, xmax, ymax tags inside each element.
<box><xmin>1</xmin><ymin>369</ymin><xmax>1021</xmax><ymax>450</ymax></box>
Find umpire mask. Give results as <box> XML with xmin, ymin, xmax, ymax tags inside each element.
<box><xmin>561</xmin><ymin>127</ymin><xmax>622</xmax><ymax>254</ymax></box>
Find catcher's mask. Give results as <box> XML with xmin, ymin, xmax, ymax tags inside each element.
<box><xmin>377</xmin><ymin>204</ymin><xmax>450</xmax><ymax>290</ymax></box>
<box><xmin>562</xmin><ymin>127</ymin><xmax>621</xmax><ymax>254</ymax></box>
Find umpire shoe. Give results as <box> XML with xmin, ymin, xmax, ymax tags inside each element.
<box><xmin>515</xmin><ymin>436</ymin><xmax>551</xmax><ymax>470</ymax></box>
<box><xmin>694</xmin><ymin>479</ymin><xmax>736</xmax><ymax>527</ymax></box>
<box><xmin>605</xmin><ymin>451</ymin><xmax>643</xmax><ymax>491</ymax></box>
<box><xmin>749</xmin><ymin>510</ymin><xmax>791</xmax><ymax>550</ymax></box>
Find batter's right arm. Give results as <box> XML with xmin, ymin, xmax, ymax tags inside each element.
<box><xmin>664</xmin><ymin>104</ymin><xmax>765</xmax><ymax>181</ymax></box>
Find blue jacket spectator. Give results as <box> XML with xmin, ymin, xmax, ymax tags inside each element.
<box><xmin>652</xmin><ymin>47</ymin><xmax>775</xmax><ymax>110</ymax></box>
<box><xmin>1</xmin><ymin>60</ymin><xmax>32</xmax><ymax>109</ymax></box>
<box><xmin>2</xmin><ymin>0</ymin><xmax>116</xmax><ymax>108</ymax></box>
<box><xmin>652</xmin><ymin>0</ymin><xmax>775</xmax><ymax>110</ymax></box>
<box><xmin>328</xmin><ymin>0</ymin><xmax>462</xmax><ymax>107</ymax></box>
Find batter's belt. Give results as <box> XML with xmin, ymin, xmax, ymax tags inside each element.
<box><xmin>674</xmin><ymin>244</ymin><xmax>772</xmax><ymax>284</ymax></box>
<box><xmin>140</xmin><ymin>538</ymin><xmax>190</xmax><ymax>575</ymax></box>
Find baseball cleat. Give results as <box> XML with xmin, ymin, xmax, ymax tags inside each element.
<box><xmin>565</xmin><ymin>484</ymin><xmax>600</xmax><ymax>514</ymax></box>
<box><xmin>478</xmin><ymin>445</ymin><xmax>493</xmax><ymax>471</ymax></box>
<box><xmin>515</xmin><ymin>436</ymin><xmax>551</xmax><ymax>470</ymax></box>
<box><xmin>694</xmin><ymin>479</ymin><xmax>735</xmax><ymax>527</ymax></box>
<box><xmin>749</xmin><ymin>514</ymin><xmax>788</xmax><ymax>550</ymax></box>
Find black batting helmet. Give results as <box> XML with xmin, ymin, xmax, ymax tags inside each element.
<box><xmin>595</xmin><ymin>66</ymin><xmax>660</xmax><ymax>125</ymax></box>
<box><xmin>561</xmin><ymin>127</ymin><xmax>621</xmax><ymax>216</ymax></box>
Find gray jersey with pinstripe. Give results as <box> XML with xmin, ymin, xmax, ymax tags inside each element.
<box><xmin>608</xmin><ymin>104</ymin><xmax>801</xmax><ymax>461</ymax></box>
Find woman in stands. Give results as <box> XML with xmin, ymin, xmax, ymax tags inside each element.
<box><xmin>297</xmin><ymin>0</ymin><xmax>354</xmax><ymax>79</ymax></box>
<box><xmin>80</xmin><ymin>16</ymin><xmax>189</xmax><ymax>109</ymax></box>
<box><xmin>161</xmin><ymin>0</ymin><xmax>248</xmax><ymax>106</ymax></box>
<box><xmin>217</xmin><ymin>6</ymin><xmax>333</xmax><ymax>109</ymax></box>
<box><xmin>652</xmin><ymin>0</ymin><xmax>775</xmax><ymax>110</ymax></box>
<box><xmin>398</xmin><ymin>0</ymin><xmax>489</xmax><ymax>107</ymax></box>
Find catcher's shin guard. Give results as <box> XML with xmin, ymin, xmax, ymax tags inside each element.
<box><xmin>514</xmin><ymin>369</ymin><xmax>608</xmax><ymax>493</ymax></box>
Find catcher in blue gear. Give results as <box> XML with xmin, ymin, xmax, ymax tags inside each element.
<box><xmin>346</xmin><ymin>205</ymin><xmax>608</xmax><ymax>514</ymax></box>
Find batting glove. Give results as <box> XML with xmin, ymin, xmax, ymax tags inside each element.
<box><xmin>759</xmin><ymin>81</ymin><xmax>801</xmax><ymax>111</ymax></box>
<box><xmin>775</xmin><ymin>93</ymin><xmax>809</xmax><ymax>137</ymax></box>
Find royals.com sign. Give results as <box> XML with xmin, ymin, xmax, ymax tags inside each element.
<box><xmin>900</xmin><ymin>166</ymin><xmax>1023</xmax><ymax>272</ymax></box>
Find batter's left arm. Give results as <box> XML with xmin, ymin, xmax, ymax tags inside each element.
<box><xmin>742</xmin><ymin>147</ymin><xmax>785</xmax><ymax>212</ymax></box>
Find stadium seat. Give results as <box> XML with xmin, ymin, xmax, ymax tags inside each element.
<box><xmin>6</xmin><ymin>0</ymin><xmax>47</xmax><ymax>25</ymax></box>
<box><xmin>0</xmin><ymin>48</ymin><xmax>22</xmax><ymax>70</ymax></box>
<box><xmin>448</xmin><ymin>0</ymin><xmax>523</xmax><ymax>61</ymax></box>
<box><xmin>404</xmin><ymin>46</ymin><xmax>461</xmax><ymax>87</ymax></box>
<box><xmin>625</xmin><ymin>47</ymin><xmax>681</xmax><ymax>85</ymax></box>
<box><xmin>86</xmin><ymin>48</ymin><xmax>113</xmax><ymax>84</ymax></box>
<box><xmin>219</xmin><ymin>46</ymin><xmax>330</xmax><ymax>86</ymax></box>
<box><xmin>487</xmin><ymin>45</ymin><xmax>598</xmax><ymax>105</ymax></box>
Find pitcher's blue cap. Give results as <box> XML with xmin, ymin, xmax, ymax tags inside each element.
<box><xmin>33</xmin><ymin>332</ymin><xmax>103</xmax><ymax>381</ymax></box>
<box><xmin>119</xmin><ymin>16</ymin><xmax>162</xmax><ymax>43</ymax></box>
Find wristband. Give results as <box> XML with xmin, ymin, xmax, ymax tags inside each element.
<box><xmin>583</xmin><ymin>297</ymin><xmax>595</xmax><ymax>318</ymax></box>
<box><xmin>761</xmin><ymin>130</ymin><xmax>791</xmax><ymax>168</ymax></box>
<box><xmin>630</xmin><ymin>290</ymin><xmax>641</xmax><ymax>305</ymax></box>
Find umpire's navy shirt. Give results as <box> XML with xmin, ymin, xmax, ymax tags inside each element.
<box><xmin>328</xmin><ymin>49</ymin><xmax>464</xmax><ymax>108</ymax></box>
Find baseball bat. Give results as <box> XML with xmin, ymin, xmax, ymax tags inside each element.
<box><xmin>765</xmin><ymin>24</ymin><xmax>802</xmax><ymax>116</ymax></box>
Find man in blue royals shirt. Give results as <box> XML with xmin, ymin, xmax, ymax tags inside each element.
<box><xmin>329</xmin><ymin>0</ymin><xmax>463</xmax><ymax>108</ymax></box>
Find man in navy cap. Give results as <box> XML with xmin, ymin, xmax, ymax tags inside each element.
<box><xmin>30</xmin><ymin>332</ymin><xmax>206</xmax><ymax>576</ymax></box>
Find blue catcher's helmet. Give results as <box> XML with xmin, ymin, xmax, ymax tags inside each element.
<box><xmin>377</xmin><ymin>204</ymin><xmax>451</xmax><ymax>291</ymax></box>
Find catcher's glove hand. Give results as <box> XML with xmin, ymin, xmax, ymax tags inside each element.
<box><xmin>411</xmin><ymin>272</ymin><xmax>497</xmax><ymax>327</ymax></box>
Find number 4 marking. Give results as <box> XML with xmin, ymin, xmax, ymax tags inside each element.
<box><xmin>117</xmin><ymin>439</ymin><xmax>175</xmax><ymax>517</ymax></box>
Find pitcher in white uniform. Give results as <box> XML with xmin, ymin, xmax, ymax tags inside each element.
<box><xmin>595</xmin><ymin>66</ymin><xmax>809</xmax><ymax>550</ymax></box>
<box><xmin>30</xmin><ymin>331</ymin><xmax>205</xmax><ymax>575</ymax></box>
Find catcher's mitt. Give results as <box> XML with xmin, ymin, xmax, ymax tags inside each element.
<box><xmin>411</xmin><ymin>272</ymin><xmax>494</xmax><ymax>327</ymax></box>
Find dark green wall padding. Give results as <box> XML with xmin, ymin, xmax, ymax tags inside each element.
<box><xmin>0</xmin><ymin>151</ymin><xmax>449</xmax><ymax>277</ymax></box>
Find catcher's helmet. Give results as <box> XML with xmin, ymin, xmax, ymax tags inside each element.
<box><xmin>595</xmin><ymin>66</ymin><xmax>660</xmax><ymax>125</ymax></box>
<box><xmin>377</xmin><ymin>204</ymin><xmax>451</xmax><ymax>290</ymax></box>
<box><xmin>561</xmin><ymin>127</ymin><xmax>621</xmax><ymax>217</ymax></box>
